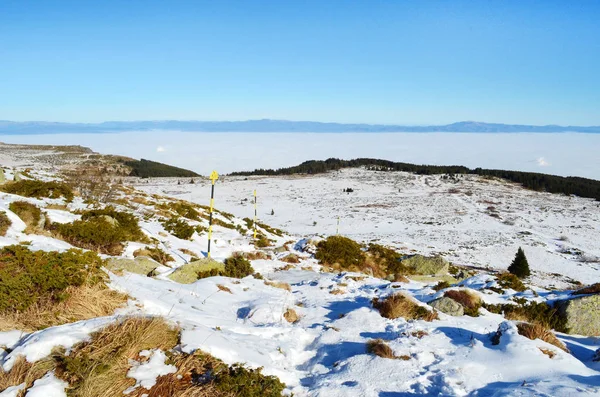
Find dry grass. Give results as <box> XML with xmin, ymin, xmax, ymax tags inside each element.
<box><xmin>444</xmin><ymin>289</ymin><xmax>481</xmax><ymax>316</ymax></box>
<box><xmin>276</xmin><ymin>264</ymin><xmax>295</xmax><ymax>271</ymax></box>
<box><xmin>264</xmin><ymin>281</ymin><xmax>292</xmax><ymax>292</ymax></box>
<box><xmin>0</xmin><ymin>283</ymin><xmax>128</xmax><ymax>332</ymax></box>
<box><xmin>45</xmin><ymin>203</ymin><xmax>69</xmax><ymax>210</ymax></box>
<box><xmin>517</xmin><ymin>322</ymin><xmax>569</xmax><ymax>353</ymax></box>
<box><xmin>283</xmin><ymin>308</ymin><xmax>299</xmax><ymax>323</ymax></box>
<box><xmin>393</xmin><ymin>274</ymin><xmax>410</xmax><ymax>283</ymax></box>
<box><xmin>243</xmin><ymin>251</ymin><xmax>270</xmax><ymax>260</ymax></box>
<box><xmin>410</xmin><ymin>330</ymin><xmax>429</xmax><ymax>339</ymax></box>
<box><xmin>281</xmin><ymin>254</ymin><xmax>300</xmax><ymax>264</ymax></box>
<box><xmin>366</xmin><ymin>339</ymin><xmax>395</xmax><ymax>359</ymax></box>
<box><xmin>539</xmin><ymin>348</ymin><xmax>556</xmax><ymax>358</ymax></box>
<box><xmin>54</xmin><ymin>317</ymin><xmax>180</xmax><ymax>397</ymax></box>
<box><xmin>572</xmin><ymin>283</ymin><xmax>600</xmax><ymax>295</ymax></box>
<box><xmin>179</xmin><ymin>248</ymin><xmax>199</xmax><ymax>257</ymax></box>
<box><xmin>217</xmin><ymin>284</ymin><xmax>232</xmax><ymax>294</ymax></box>
<box><xmin>0</xmin><ymin>356</ymin><xmax>55</xmax><ymax>394</ymax></box>
<box><xmin>0</xmin><ymin>211</ymin><xmax>10</xmax><ymax>237</ymax></box>
<box><xmin>127</xmin><ymin>351</ymin><xmax>229</xmax><ymax>397</ymax></box>
<box><xmin>372</xmin><ymin>293</ymin><xmax>438</xmax><ymax>321</ymax></box>
<box><xmin>330</xmin><ymin>289</ymin><xmax>345</xmax><ymax>295</ymax></box>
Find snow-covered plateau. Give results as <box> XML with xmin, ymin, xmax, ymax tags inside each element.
<box><xmin>0</xmin><ymin>143</ymin><xmax>599</xmax><ymax>396</ymax></box>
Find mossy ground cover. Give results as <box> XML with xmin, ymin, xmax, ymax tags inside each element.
<box><xmin>0</xmin><ymin>211</ymin><xmax>11</xmax><ymax>236</ymax></box>
<box><xmin>0</xmin><ymin>179</ymin><xmax>74</xmax><ymax>201</ymax></box>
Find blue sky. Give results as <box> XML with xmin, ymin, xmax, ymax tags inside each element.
<box><xmin>1</xmin><ymin>0</ymin><xmax>599</xmax><ymax>125</ymax></box>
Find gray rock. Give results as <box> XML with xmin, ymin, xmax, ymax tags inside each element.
<box><xmin>429</xmin><ymin>296</ymin><xmax>464</xmax><ymax>316</ymax></box>
<box><xmin>556</xmin><ymin>294</ymin><xmax>600</xmax><ymax>336</ymax></box>
<box><xmin>105</xmin><ymin>256</ymin><xmax>160</xmax><ymax>276</ymax></box>
<box><xmin>13</xmin><ymin>172</ymin><xmax>21</xmax><ymax>181</ymax></box>
<box><xmin>401</xmin><ymin>255</ymin><xmax>450</xmax><ymax>276</ymax></box>
<box><xmin>273</xmin><ymin>245</ymin><xmax>288</xmax><ymax>254</ymax></box>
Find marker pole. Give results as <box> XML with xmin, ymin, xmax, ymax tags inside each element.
<box><xmin>253</xmin><ymin>190</ymin><xmax>257</xmax><ymax>240</ymax></box>
<box><xmin>207</xmin><ymin>170</ymin><xmax>219</xmax><ymax>258</ymax></box>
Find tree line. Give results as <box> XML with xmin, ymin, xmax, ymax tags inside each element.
<box><xmin>230</xmin><ymin>158</ymin><xmax>600</xmax><ymax>201</ymax></box>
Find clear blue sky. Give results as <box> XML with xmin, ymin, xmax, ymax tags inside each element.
<box><xmin>1</xmin><ymin>0</ymin><xmax>599</xmax><ymax>125</ymax></box>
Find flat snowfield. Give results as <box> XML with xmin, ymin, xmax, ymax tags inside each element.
<box><xmin>137</xmin><ymin>168</ymin><xmax>600</xmax><ymax>288</ymax></box>
<box><xmin>2</xmin><ymin>131</ymin><xmax>599</xmax><ymax>179</ymax></box>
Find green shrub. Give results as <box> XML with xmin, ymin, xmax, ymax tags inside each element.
<box><xmin>432</xmin><ymin>281</ymin><xmax>451</xmax><ymax>291</ymax></box>
<box><xmin>497</xmin><ymin>272</ymin><xmax>526</xmax><ymax>292</ymax></box>
<box><xmin>168</xmin><ymin>202</ymin><xmax>201</xmax><ymax>221</ymax></box>
<box><xmin>482</xmin><ymin>301</ymin><xmax>567</xmax><ymax>332</ymax></box>
<box><xmin>8</xmin><ymin>201</ymin><xmax>42</xmax><ymax>231</ymax></box>
<box><xmin>197</xmin><ymin>255</ymin><xmax>254</xmax><ymax>280</ymax></box>
<box><xmin>213</xmin><ymin>363</ymin><xmax>286</xmax><ymax>397</ymax></box>
<box><xmin>0</xmin><ymin>180</ymin><xmax>74</xmax><ymax>201</ymax></box>
<box><xmin>315</xmin><ymin>235</ymin><xmax>365</xmax><ymax>269</ymax></box>
<box><xmin>162</xmin><ymin>217</ymin><xmax>195</xmax><ymax>240</ymax></box>
<box><xmin>52</xmin><ymin>207</ymin><xmax>147</xmax><ymax>255</ymax></box>
<box><xmin>508</xmin><ymin>247</ymin><xmax>531</xmax><ymax>278</ymax></box>
<box><xmin>0</xmin><ymin>211</ymin><xmax>12</xmax><ymax>236</ymax></box>
<box><xmin>0</xmin><ymin>245</ymin><xmax>105</xmax><ymax>313</ymax></box>
<box><xmin>254</xmin><ymin>233</ymin><xmax>271</xmax><ymax>248</ymax></box>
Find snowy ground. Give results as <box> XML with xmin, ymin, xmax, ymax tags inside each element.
<box><xmin>1</xmin><ymin>146</ymin><xmax>600</xmax><ymax>396</ymax></box>
<box><xmin>136</xmin><ymin>168</ymin><xmax>600</xmax><ymax>289</ymax></box>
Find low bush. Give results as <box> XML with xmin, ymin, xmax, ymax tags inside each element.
<box><xmin>0</xmin><ymin>179</ymin><xmax>74</xmax><ymax>201</ymax></box>
<box><xmin>52</xmin><ymin>207</ymin><xmax>147</xmax><ymax>255</ymax></box>
<box><xmin>197</xmin><ymin>255</ymin><xmax>255</xmax><ymax>280</ymax></box>
<box><xmin>162</xmin><ymin>217</ymin><xmax>195</xmax><ymax>240</ymax></box>
<box><xmin>444</xmin><ymin>289</ymin><xmax>481</xmax><ymax>317</ymax></box>
<box><xmin>315</xmin><ymin>235</ymin><xmax>365</xmax><ymax>269</ymax></box>
<box><xmin>372</xmin><ymin>293</ymin><xmax>438</xmax><ymax>321</ymax></box>
<box><xmin>516</xmin><ymin>322</ymin><xmax>569</xmax><ymax>352</ymax></box>
<box><xmin>8</xmin><ymin>200</ymin><xmax>42</xmax><ymax>232</ymax></box>
<box><xmin>432</xmin><ymin>281</ymin><xmax>451</xmax><ymax>291</ymax></box>
<box><xmin>168</xmin><ymin>201</ymin><xmax>201</xmax><ymax>221</ymax></box>
<box><xmin>572</xmin><ymin>283</ymin><xmax>600</xmax><ymax>295</ymax></box>
<box><xmin>482</xmin><ymin>301</ymin><xmax>567</xmax><ymax>332</ymax></box>
<box><xmin>497</xmin><ymin>272</ymin><xmax>526</xmax><ymax>292</ymax></box>
<box><xmin>0</xmin><ymin>245</ymin><xmax>106</xmax><ymax>314</ymax></box>
<box><xmin>0</xmin><ymin>211</ymin><xmax>11</xmax><ymax>236</ymax></box>
<box><xmin>254</xmin><ymin>233</ymin><xmax>272</xmax><ymax>248</ymax></box>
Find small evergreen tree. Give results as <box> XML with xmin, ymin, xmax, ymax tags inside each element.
<box><xmin>508</xmin><ymin>247</ymin><xmax>530</xmax><ymax>278</ymax></box>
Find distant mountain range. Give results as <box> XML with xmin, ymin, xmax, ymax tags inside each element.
<box><xmin>1</xmin><ymin>120</ymin><xmax>599</xmax><ymax>134</ymax></box>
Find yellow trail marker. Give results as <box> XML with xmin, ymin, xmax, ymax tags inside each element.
<box><xmin>207</xmin><ymin>170</ymin><xmax>219</xmax><ymax>258</ymax></box>
<box><xmin>336</xmin><ymin>216</ymin><xmax>340</xmax><ymax>235</ymax></box>
<box><xmin>253</xmin><ymin>190</ymin><xmax>257</xmax><ymax>240</ymax></box>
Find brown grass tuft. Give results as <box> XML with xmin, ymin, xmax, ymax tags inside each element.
<box><xmin>0</xmin><ymin>283</ymin><xmax>128</xmax><ymax>332</ymax></box>
<box><xmin>242</xmin><ymin>251</ymin><xmax>270</xmax><ymax>260</ymax></box>
<box><xmin>366</xmin><ymin>339</ymin><xmax>395</xmax><ymax>359</ymax></box>
<box><xmin>372</xmin><ymin>293</ymin><xmax>438</xmax><ymax>321</ymax></box>
<box><xmin>444</xmin><ymin>289</ymin><xmax>481</xmax><ymax>316</ymax></box>
<box><xmin>0</xmin><ymin>356</ymin><xmax>55</xmax><ymax>394</ymax></box>
<box><xmin>281</xmin><ymin>254</ymin><xmax>300</xmax><ymax>264</ymax></box>
<box><xmin>217</xmin><ymin>284</ymin><xmax>232</xmax><ymax>294</ymax></box>
<box><xmin>283</xmin><ymin>308</ymin><xmax>299</xmax><ymax>323</ymax></box>
<box><xmin>539</xmin><ymin>348</ymin><xmax>556</xmax><ymax>358</ymax></box>
<box><xmin>54</xmin><ymin>317</ymin><xmax>180</xmax><ymax>397</ymax></box>
<box><xmin>264</xmin><ymin>281</ymin><xmax>292</xmax><ymax>292</ymax></box>
<box><xmin>572</xmin><ymin>283</ymin><xmax>600</xmax><ymax>295</ymax></box>
<box><xmin>517</xmin><ymin>322</ymin><xmax>569</xmax><ymax>353</ymax></box>
<box><xmin>329</xmin><ymin>289</ymin><xmax>345</xmax><ymax>295</ymax></box>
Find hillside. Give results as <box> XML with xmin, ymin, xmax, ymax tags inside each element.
<box><xmin>0</xmin><ymin>145</ymin><xmax>599</xmax><ymax>396</ymax></box>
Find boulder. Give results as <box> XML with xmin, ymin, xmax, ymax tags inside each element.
<box><xmin>555</xmin><ymin>294</ymin><xmax>600</xmax><ymax>336</ymax></box>
<box><xmin>168</xmin><ymin>258</ymin><xmax>224</xmax><ymax>284</ymax></box>
<box><xmin>0</xmin><ymin>168</ymin><xmax>5</xmax><ymax>184</ymax></box>
<box><xmin>13</xmin><ymin>172</ymin><xmax>21</xmax><ymax>181</ymax></box>
<box><xmin>106</xmin><ymin>256</ymin><xmax>160</xmax><ymax>276</ymax></box>
<box><xmin>429</xmin><ymin>296</ymin><xmax>464</xmax><ymax>316</ymax></box>
<box><xmin>401</xmin><ymin>255</ymin><xmax>449</xmax><ymax>276</ymax></box>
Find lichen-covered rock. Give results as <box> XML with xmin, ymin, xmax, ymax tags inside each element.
<box><xmin>0</xmin><ymin>168</ymin><xmax>5</xmax><ymax>184</ymax></box>
<box><xmin>167</xmin><ymin>258</ymin><xmax>224</xmax><ymax>284</ymax></box>
<box><xmin>106</xmin><ymin>256</ymin><xmax>160</xmax><ymax>276</ymax></box>
<box><xmin>401</xmin><ymin>255</ymin><xmax>449</xmax><ymax>276</ymax></box>
<box><xmin>556</xmin><ymin>294</ymin><xmax>600</xmax><ymax>336</ymax></box>
<box><xmin>429</xmin><ymin>296</ymin><xmax>464</xmax><ymax>316</ymax></box>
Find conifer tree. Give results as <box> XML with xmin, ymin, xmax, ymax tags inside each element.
<box><xmin>508</xmin><ymin>247</ymin><xmax>531</xmax><ymax>278</ymax></box>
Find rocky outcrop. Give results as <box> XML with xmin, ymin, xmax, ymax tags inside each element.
<box><xmin>401</xmin><ymin>255</ymin><xmax>449</xmax><ymax>276</ymax></box>
<box><xmin>106</xmin><ymin>256</ymin><xmax>160</xmax><ymax>276</ymax></box>
<box><xmin>167</xmin><ymin>258</ymin><xmax>224</xmax><ymax>284</ymax></box>
<box><xmin>555</xmin><ymin>294</ymin><xmax>600</xmax><ymax>336</ymax></box>
<box><xmin>429</xmin><ymin>296</ymin><xmax>464</xmax><ymax>316</ymax></box>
